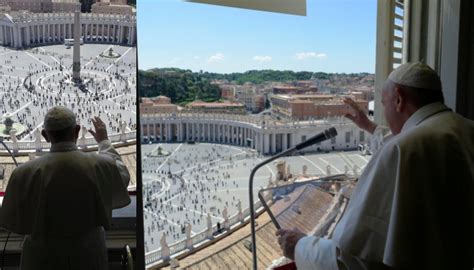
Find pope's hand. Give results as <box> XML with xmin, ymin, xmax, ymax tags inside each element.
<box><xmin>276</xmin><ymin>228</ymin><xmax>306</xmax><ymax>260</ymax></box>
<box><xmin>343</xmin><ymin>97</ymin><xmax>377</xmax><ymax>134</ymax></box>
<box><xmin>88</xmin><ymin>116</ymin><xmax>109</xmax><ymax>143</ymax></box>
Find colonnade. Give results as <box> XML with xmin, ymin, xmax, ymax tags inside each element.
<box><xmin>140</xmin><ymin>115</ymin><xmax>367</xmax><ymax>155</ymax></box>
<box><xmin>0</xmin><ymin>12</ymin><xmax>136</xmax><ymax>48</ymax></box>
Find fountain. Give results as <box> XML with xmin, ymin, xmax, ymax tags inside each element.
<box><xmin>0</xmin><ymin>114</ymin><xmax>27</xmax><ymax>139</ymax></box>
<box><xmin>100</xmin><ymin>47</ymin><xmax>121</xmax><ymax>59</ymax></box>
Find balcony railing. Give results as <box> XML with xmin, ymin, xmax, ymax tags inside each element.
<box><xmin>0</xmin><ymin>131</ymin><xmax>136</xmax><ymax>154</ymax></box>
<box><xmin>144</xmin><ymin>199</ymin><xmax>265</xmax><ymax>268</ymax></box>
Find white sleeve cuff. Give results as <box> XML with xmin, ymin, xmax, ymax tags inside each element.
<box><xmin>295</xmin><ymin>236</ymin><xmax>338</xmax><ymax>270</ymax></box>
<box><xmin>98</xmin><ymin>139</ymin><xmax>112</xmax><ymax>150</ymax></box>
<box><xmin>369</xmin><ymin>126</ymin><xmax>391</xmax><ymax>153</ymax></box>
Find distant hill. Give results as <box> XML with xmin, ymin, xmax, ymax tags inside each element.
<box><xmin>138</xmin><ymin>68</ymin><xmax>374</xmax><ymax>104</ymax></box>
<box><xmin>138</xmin><ymin>68</ymin><xmax>221</xmax><ymax>105</ymax></box>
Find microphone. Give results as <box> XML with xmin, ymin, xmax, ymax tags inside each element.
<box><xmin>295</xmin><ymin>127</ymin><xmax>338</xmax><ymax>150</ymax></box>
<box><xmin>248</xmin><ymin>127</ymin><xmax>337</xmax><ymax>270</ymax></box>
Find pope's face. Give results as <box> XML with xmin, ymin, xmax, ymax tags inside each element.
<box><xmin>381</xmin><ymin>81</ymin><xmax>402</xmax><ymax>135</ymax></box>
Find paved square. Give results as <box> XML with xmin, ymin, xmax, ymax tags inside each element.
<box><xmin>0</xmin><ymin>44</ymin><xmax>136</xmax><ymax>142</ymax></box>
<box><xmin>142</xmin><ymin>142</ymin><xmax>370</xmax><ymax>252</ymax></box>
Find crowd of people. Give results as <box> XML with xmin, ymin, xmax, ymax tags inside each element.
<box><xmin>142</xmin><ymin>144</ymin><xmax>265</xmax><ymax>252</ymax></box>
<box><xmin>0</xmin><ymin>45</ymin><xmax>136</xmax><ymax>141</ymax></box>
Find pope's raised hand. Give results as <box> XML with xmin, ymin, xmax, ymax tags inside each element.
<box><xmin>88</xmin><ymin>116</ymin><xmax>109</xmax><ymax>143</ymax></box>
<box><xmin>343</xmin><ymin>97</ymin><xmax>377</xmax><ymax>134</ymax></box>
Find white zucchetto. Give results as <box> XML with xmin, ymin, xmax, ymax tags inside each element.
<box><xmin>388</xmin><ymin>62</ymin><xmax>442</xmax><ymax>90</ymax></box>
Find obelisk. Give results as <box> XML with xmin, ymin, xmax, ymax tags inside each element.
<box><xmin>72</xmin><ymin>3</ymin><xmax>81</xmax><ymax>82</ymax></box>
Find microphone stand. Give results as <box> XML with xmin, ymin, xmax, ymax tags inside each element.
<box><xmin>248</xmin><ymin>127</ymin><xmax>337</xmax><ymax>270</ymax></box>
<box><xmin>0</xmin><ymin>138</ymin><xmax>18</xmax><ymax>270</ymax></box>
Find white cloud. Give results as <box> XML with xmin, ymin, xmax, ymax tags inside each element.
<box><xmin>253</xmin><ymin>55</ymin><xmax>272</xmax><ymax>62</ymax></box>
<box><xmin>207</xmin><ymin>53</ymin><xmax>225</xmax><ymax>63</ymax></box>
<box><xmin>169</xmin><ymin>57</ymin><xmax>181</xmax><ymax>64</ymax></box>
<box><xmin>295</xmin><ymin>52</ymin><xmax>327</xmax><ymax>60</ymax></box>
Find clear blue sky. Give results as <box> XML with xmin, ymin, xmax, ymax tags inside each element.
<box><xmin>137</xmin><ymin>0</ymin><xmax>377</xmax><ymax>74</ymax></box>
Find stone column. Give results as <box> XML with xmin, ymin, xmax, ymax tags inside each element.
<box><xmin>185</xmin><ymin>123</ymin><xmax>189</xmax><ymax>141</ymax></box>
<box><xmin>282</xmin><ymin>133</ymin><xmax>288</xmax><ymax>151</ymax></box>
<box><xmin>42</xmin><ymin>24</ymin><xmax>45</xmax><ymax>44</ymax></box>
<box><xmin>237</xmin><ymin>127</ymin><xmax>241</xmax><ymax>145</ymax></box>
<box><xmin>255</xmin><ymin>133</ymin><xmax>260</xmax><ymax>153</ymax></box>
<box><xmin>241</xmin><ymin>127</ymin><xmax>244</xmax><ymax>146</ymax></box>
<box><xmin>194</xmin><ymin>123</ymin><xmax>197</xmax><ymax>141</ymax></box>
<box><xmin>79</xmin><ymin>126</ymin><xmax>87</xmax><ymax>149</ymax></box>
<box><xmin>222</xmin><ymin>207</ymin><xmax>229</xmax><ymax>230</ymax></box>
<box><xmin>92</xmin><ymin>23</ymin><xmax>99</xmax><ymax>42</ymax></box>
<box><xmin>160</xmin><ymin>233</ymin><xmax>170</xmax><ymax>261</ymax></box>
<box><xmin>233</xmin><ymin>126</ymin><xmax>236</xmax><ymax>144</ymax></box>
<box><xmin>251</xmin><ymin>130</ymin><xmax>255</xmax><ymax>149</ymax></box>
<box><xmin>237</xmin><ymin>200</ymin><xmax>243</xmax><ymax>222</ymax></box>
<box><xmin>120</xmin><ymin>122</ymin><xmax>127</xmax><ymax>142</ymax></box>
<box><xmin>264</xmin><ymin>133</ymin><xmax>270</xmax><ymax>155</ymax></box>
<box><xmin>221</xmin><ymin>124</ymin><xmax>224</xmax><ymax>142</ymax></box>
<box><xmin>1</xmin><ymin>26</ymin><xmax>4</xmax><ymax>45</ymax></box>
<box><xmin>185</xmin><ymin>223</ymin><xmax>192</xmax><ymax>249</ymax></box>
<box><xmin>232</xmin><ymin>126</ymin><xmax>239</xmax><ymax>144</ymax></box>
<box><xmin>160</xmin><ymin>124</ymin><xmax>164</xmax><ymax>141</ymax></box>
<box><xmin>126</xmin><ymin>26</ymin><xmax>131</xmax><ymax>45</ymax></box>
<box><xmin>34</xmin><ymin>129</ymin><xmax>42</xmax><ymax>152</ymax></box>
<box><xmin>227</xmin><ymin>125</ymin><xmax>230</xmax><ymax>143</ymax></box>
<box><xmin>198</xmin><ymin>123</ymin><xmax>202</xmax><ymax>141</ymax></box>
<box><xmin>12</xmin><ymin>26</ymin><xmax>19</xmax><ymax>48</ymax></box>
<box><xmin>118</xmin><ymin>25</ymin><xmax>122</xmax><ymax>43</ymax></box>
<box><xmin>26</xmin><ymin>26</ymin><xmax>30</xmax><ymax>46</ymax></box>
<box><xmin>214</xmin><ymin>124</ymin><xmax>217</xmax><ymax>142</ymax></box>
<box><xmin>269</xmin><ymin>134</ymin><xmax>275</xmax><ymax>154</ymax></box>
<box><xmin>189</xmin><ymin>123</ymin><xmax>193</xmax><ymax>141</ymax></box>
<box><xmin>54</xmin><ymin>23</ymin><xmax>58</xmax><ymax>42</ymax></box>
<box><xmin>107</xmin><ymin>24</ymin><xmax>111</xmax><ymax>42</ymax></box>
<box><xmin>206</xmin><ymin>213</ymin><xmax>213</xmax><ymax>239</ymax></box>
<box><xmin>8</xmin><ymin>27</ymin><xmax>12</xmax><ymax>47</ymax></box>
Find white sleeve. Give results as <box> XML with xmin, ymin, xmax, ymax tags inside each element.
<box><xmin>369</xmin><ymin>126</ymin><xmax>392</xmax><ymax>154</ymax></box>
<box><xmin>98</xmin><ymin>139</ymin><xmax>130</xmax><ymax>188</ymax></box>
<box><xmin>294</xmin><ymin>236</ymin><xmax>339</xmax><ymax>270</ymax></box>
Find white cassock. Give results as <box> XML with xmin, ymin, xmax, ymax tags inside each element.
<box><xmin>0</xmin><ymin>140</ymin><xmax>130</xmax><ymax>270</ymax></box>
<box><xmin>295</xmin><ymin>102</ymin><xmax>474</xmax><ymax>269</ymax></box>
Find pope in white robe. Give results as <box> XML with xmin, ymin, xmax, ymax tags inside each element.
<box><xmin>277</xmin><ymin>62</ymin><xmax>474</xmax><ymax>269</ymax></box>
<box><xmin>0</xmin><ymin>107</ymin><xmax>130</xmax><ymax>270</ymax></box>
